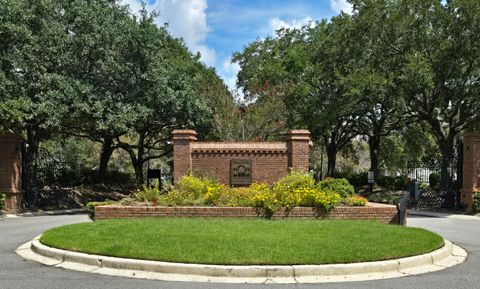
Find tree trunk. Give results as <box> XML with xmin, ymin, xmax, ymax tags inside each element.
<box><xmin>133</xmin><ymin>159</ymin><xmax>144</xmax><ymax>184</ymax></box>
<box><xmin>98</xmin><ymin>137</ymin><xmax>114</xmax><ymax>183</ymax></box>
<box><xmin>368</xmin><ymin>135</ymin><xmax>381</xmax><ymax>183</ymax></box>
<box><xmin>438</xmin><ymin>138</ymin><xmax>454</xmax><ymax>191</ymax></box>
<box><xmin>326</xmin><ymin>143</ymin><xmax>337</xmax><ymax>178</ymax></box>
<box><xmin>25</xmin><ymin>125</ymin><xmax>40</xmax><ymax>195</ymax></box>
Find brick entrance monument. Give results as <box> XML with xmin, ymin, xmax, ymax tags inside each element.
<box><xmin>461</xmin><ymin>132</ymin><xmax>480</xmax><ymax>212</ymax></box>
<box><xmin>0</xmin><ymin>134</ymin><xmax>23</xmax><ymax>213</ymax></box>
<box><xmin>173</xmin><ymin>130</ymin><xmax>311</xmax><ymax>185</ymax></box>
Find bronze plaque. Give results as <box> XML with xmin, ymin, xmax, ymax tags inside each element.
<box><xmin>231</xmin><ymin>159</ymin><xmax>252</xmax><ymax>185</ymax></box>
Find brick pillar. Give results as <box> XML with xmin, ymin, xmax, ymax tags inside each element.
<box><xmin>172</xmin><ymin>130</ymin><xmax>197</xmax><ymax>185</ymax></box>
<box><xmin>0</xmin><ymin>134</ymin><xmax>23</xmax><ymax>213</ymax></box>
<box><xmin>286</xmin><ymin>130</ymin><xmax>311</xmax><ymax>172</ymax></box>
<box><xmin>461</xmin><ymin>132</ymin><xmax>480</xmax><ymax>212</ymax></box>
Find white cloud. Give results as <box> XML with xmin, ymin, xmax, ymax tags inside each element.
<box><xmin>330</xmin><ymin>0</ymin><xmax>353</xmax><ymax>15</ymax></box>
<box><xmin>121</xmin><ymin>0</ymin><xmax>216</xmax><ymax>67</ymax></box>
<box><xmin>220</xmin><ymin>58</ymin><xmax>240</xmax><ymax>93</ymax></box>
<box><xmin>268</xmin><ymin>16</ymin><xmax>313</xmax><ymax>34</ymax></box>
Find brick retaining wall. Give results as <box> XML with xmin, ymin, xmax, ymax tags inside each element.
<box><xmin>95</xmin><ymin>203</ymin><xmax>402</xmax><ymax>224</ymax></box>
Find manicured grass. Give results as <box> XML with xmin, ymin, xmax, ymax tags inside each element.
<box><xmin>40</xmin><ymin>218</ymin><xmax>444</xmax><ymax>265</ymax></box>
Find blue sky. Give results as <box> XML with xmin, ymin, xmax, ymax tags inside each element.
<box><xmin>121</xmin><ymin>0</ymin><xmax>352</xmax><ymax>90</ymax></box>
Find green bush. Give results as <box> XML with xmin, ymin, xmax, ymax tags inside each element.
<box><xmin>335</xmin><ymin>171</ymin><xmax>368</xmax><ymax>188</ymax></box>
<box><xmin>429</xmin><ymin>173</ymin><xmax>441</xmax><ymax>189</ymax></box>
<box><xmin>134</xmin><ymin>185</ymin><xmax>161</xmax><ymax>203</ymax></box>
<box><xmin>151</xmin><ymin>172</ymin><xmax>361</xmax><ymax>216</ymax></box>
<box><xmin>0</xmin><ymin>193</ymin><xmax>5</xmax><ymax>210</ymax></box>
<box><xmin>376</xmin><ymin>176</ymin><xmax>410</xmax><ymax>190</ymax></box>
<box><xmin>176</xmin><ymin>174</ymin><xmax>217</xmax><ymax>199</ymax></box>
<box><xmin>318</xmin><ymin>178</ymin><xmax>354</xmax><ymax>198</ymax></box>
<box><xmin>473</xmin><ymin>192</ymin><xmax>480</xmax><ymax>214</ymax></box>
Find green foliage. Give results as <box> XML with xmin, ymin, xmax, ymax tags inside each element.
<box><xmin>134</xmin><ymin>185</ymin><xmax>161</xmax><ymax>203</ymax></box>
<box><xmin>157</xmin><ymin>172</ymin><xmax>345</xmax><ymax>216</ymax></box>
<box><xmin>0</xmin><ymin>193</ymin><xmax>5</xmax><ymax>210</ymax></box>
<box><xmin>334</xmin><ymin>171</ymin><xmax>368</xmax><ymax>188</ymax></box>
<box><xmin>318</xmin><ymin>178</ymin><xmax>354</xmax><ymax>199</ymax></box>
<box><xmin>344</xmin><ymin>196</ymin><xmax>368</xmax><ymax>207</ymax></box>
<box><xmin>376</xmin><ymin>176</ymin><xmax>410</xmax><ymax>191</ymax></box>
<box><xmin>473</xmin><ymin>193</ymin><xmax>480</xmax><ymax>214</ymax></box>
<box><xmin>429</xmin><ymin>173</ymin><xmax>441</xmax><ymax>189</ymax></box>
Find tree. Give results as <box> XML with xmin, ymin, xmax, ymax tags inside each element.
<box><xmin>0</xmin><ymin>0</ymin><xmax>78</xmax><ymax>192</ymax></box>
<box><xmin>114</xmin><ymin>8</ymin><xmax>214</xmax><ymax>183</ymax></box>
<box><xmin>234</xmin><ymin>20</ymin><xmax>363</xmax><ymax>176</ymax></box>
<box><xmin>343</xmin><ymin>1</ymin><xmax>408</xmax><ymax>181</ymax></box>
<box><xmin>383</xmin><ymin>0</ymin><xmax>480</xmax><ymax>189</ymax></box>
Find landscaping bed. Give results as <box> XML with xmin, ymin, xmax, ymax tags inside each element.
<box><xmin>40</xmin><ymin>218</ymin><xmax>443</xmax><ymax>265</ymax></box>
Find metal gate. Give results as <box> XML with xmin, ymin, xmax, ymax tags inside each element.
<box><xmin>415</xmin><ymin>143</ymin><xmax>463</xmax><ymax>210</ymax></box>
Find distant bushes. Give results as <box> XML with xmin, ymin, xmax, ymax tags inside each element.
<box><xmin>0</xmin><ymin>193</ymin><xmax>5</xmax><ymax>210</ymax></box>
<box><xmin>38</xmin><ymin>168</ymin><xmax>134</xmax><ymax>187</ymax></box>
<box><xmin>335</xmin><ymin>171</ymin><xmax>410</xmax><ymax>190</ymax></box>
<box><xmin>473</xmin><ymin>192</ymin><xmax>480</xmax><ymax>214</ymax></box>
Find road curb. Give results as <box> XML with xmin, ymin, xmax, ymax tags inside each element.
<box><xmin>408</xmin><ymin>210</ymin><xmax>480</xmax><ymax>221</ymax></box>
<box><xmin>15</xmin><ymin>236</ymin><xmax>467</xmax><ymax>283</ymax></box>
<box><xmin>6</xmin><ymin>208</ymin><xmax>88</xmax><ymax>218</ymax></box>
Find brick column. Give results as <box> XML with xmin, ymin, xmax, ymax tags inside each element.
<box><xmin>172</xmin><ymin>130</ymin><xmax>197</xmax><ymax>185</ymax></box>
<box><xmin>461</xmin><ymin>132</ymin><xmax>480</xmax><ymax>212</ymax></box>
<box><xmin>0</xmin><ymin>134</ymin><xmax>23</xmax><ymax>213</ymax></box>
<box><xmin>285</xmin><ymin>130</ymin><xmax>311</xmax><ymax>172</ymax></box>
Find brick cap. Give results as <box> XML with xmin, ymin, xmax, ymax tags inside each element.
<box><xmin>172</xmin><ymin>130</ymin><xmax>197</xmax><ymax>141</ymax></box>
<box><xmin>285</xmin><ymin>129</ymin><xmax>311</xmax><ymax>141</ymax></box>
<box><xmin>191</xmin><ymin>142</ymin><xmax>287</xmax><ymax>153</ymax></box>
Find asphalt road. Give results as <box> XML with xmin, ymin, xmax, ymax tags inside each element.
<box><xmin>0</xmin><ymin>214</ymin><xmax>478</xmax><ymax>289</ymax></box>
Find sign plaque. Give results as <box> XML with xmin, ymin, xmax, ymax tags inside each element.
<box><xmin>368</xmin><ymin>171</ymin><xmax>375</xmax><ymax>184</ymax></box>
<box><xmin>231</xmin><ymin>159</ymin><xmax>252</xmax><ymax>185</ymax></box>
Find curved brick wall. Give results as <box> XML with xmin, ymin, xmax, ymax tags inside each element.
<box><xmin>94</xmin><ymin>203</ymin><xmax>402</xmax><ymax>224</ymax></box>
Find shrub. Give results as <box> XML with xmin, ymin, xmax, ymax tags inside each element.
<box><xmin>273</xmin><ymin>170</ymin><xmax>316</xmax><ymax>209</ymax></box>
<box><xmin>429</xmin><ymin>173</ymin><xmax>441</xmax><ymax>189</ymax></box>
<box><xmin>0</xmin><ymin>193</ymin><xmax>5</xmax><ymax>210</ymax></box>
<box><xmin>376</xmin><ymin>176</ymin><xmax>410</xmax><ymax>190</ymax></box>
<box><xmin>296</xmin><ymin>188</ymin><xmax>341</xmax><ymax>210</ymax></box>
<box><xmin>274</xmin><ymin>170</ymin><xmax>316</xmax><ymax>190</ymax></box>
<box><xmin>473</xmin><ymin>192</ymin><xmax>480</xmax><ymax>214</ymax></box>
<box><xmin>134</xmin><ymin>185</ymin><xmax>161</xmax><ymax>203</ymax></box>
<box><xmin>335</xmin><ymin>171</ymin><xmax>368</xmax><ymax>188</ymax></box>
<box><xmin>344</xmin><ymin>196</ymin><xmax>368</xmax><ymax>206</ymax></box>
<box><xmin>318</xmin><ymin>178</ymin><xmax>354</xmax><ymax>198</ymax></box>
<box><xmin>176</xmin><ymin>174</ymin><xmax>217</xmax><ymax>198</ymax></box>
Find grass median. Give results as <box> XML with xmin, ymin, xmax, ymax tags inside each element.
<box><xmin>40</xmin><ymin>218</ymin><xmax>443</xmax><ymax>265</ymax></box>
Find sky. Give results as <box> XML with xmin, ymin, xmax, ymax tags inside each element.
<box><xmin>120</xmin><ymin>0</ymin><xmax>353</xmax><ymax>92</ymax></box>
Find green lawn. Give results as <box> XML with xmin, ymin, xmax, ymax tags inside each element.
<box><xmin>40</xmin><ymin>218</ymin><xmax>444</xmax><ymax>265</ymax></box>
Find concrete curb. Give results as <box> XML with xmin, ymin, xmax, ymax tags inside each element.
<box><xmin>408</xmin><ymin>210</ymin><xmax>480</xmax><ymax>221</ymax></box>
<box><xmin>5</xmin><ymin>208</ymin><xmax>87</xmax><ymax>218</ymax></box>
<box><xmin>15</xmin><ymin>236</ymin><xmax>467</xmax><ymax>284</ymax></box>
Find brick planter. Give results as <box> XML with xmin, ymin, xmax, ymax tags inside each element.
<box><xmin>95</xmin><ymin>203</ymin><xmax>401</xmax><ymax>224</ymax></box>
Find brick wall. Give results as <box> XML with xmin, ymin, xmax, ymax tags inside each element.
<box><xmin>95</xmin><ymin>203</ymin><xmax>401</xmax><ymax>224</ymax></box>
<box><xmin>461</xmin><ymin>132</ymin><xmax>480</xmax><ymax>212</ymax></box>
<box><xmin>0</xmin><ymin>135</ymin><xmax>23</xmax><ymax>213</ymax></box>
<box><xmin>173</xmin><ymin>130</ymin><xmax>311</xmax><ymax>185</ymax></box>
